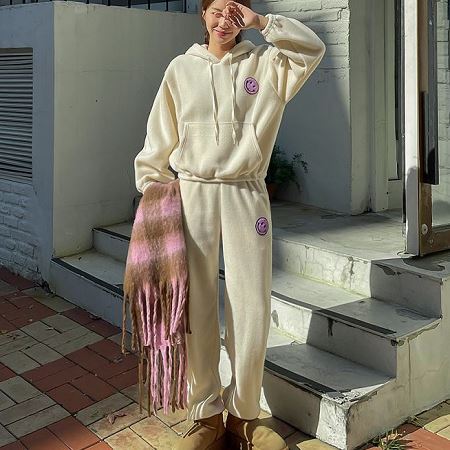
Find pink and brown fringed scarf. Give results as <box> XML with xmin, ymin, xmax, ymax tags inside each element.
<box><xmin>121</xmin><ymin>178</ymin><xmax>191</xmax><ymax>417</ymax></box>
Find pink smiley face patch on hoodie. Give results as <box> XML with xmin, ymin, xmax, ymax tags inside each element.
<box><xmin>244</xmin><ymin>76</ymin><xmax>259</xmax><ymax>94</ymax></box>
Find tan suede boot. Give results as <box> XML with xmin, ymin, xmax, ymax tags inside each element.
<box><xmin>225</xmin><ymin>412</ymin><xmax>289</xmax><ymax>450</ymax></box>
<box><xmin>175</xmin><ymin>411</ymin><xmax>227</xmax><ymax>450</ymax></box>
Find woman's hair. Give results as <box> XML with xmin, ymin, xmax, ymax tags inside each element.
<box><xmin>201</xmin><ymin>0</ymin><xmax>252</xmax><ymax>45</ymax></box>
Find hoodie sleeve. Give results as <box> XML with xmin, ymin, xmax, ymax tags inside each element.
<box><xmin>260</xmin><ymin>13</ymin><xmax>326</xmax><ymax>104</ymax></box>
<box><xmin>134</xmin><ymin>68</ymin><xmax>178</xmax><ymax>194</ymax></box>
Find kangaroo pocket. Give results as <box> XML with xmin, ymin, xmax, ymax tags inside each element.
<box><xmin>173</xmin><ymin>121</ymin><xmax>263</xmax><ymax>180</ymax></box>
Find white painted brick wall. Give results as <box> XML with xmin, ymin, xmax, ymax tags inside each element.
<box><xmin>436</xmin><ymin>0</ymin><xmax>450</xmax><ymax>217</ymax></box>
<box><xmin>250</xmin><ymin>0</ymin><xmax>350</xmax><ymax>79</ymax></box>
<box><xmin>0</xmin><ymin>178</ymin><xmax>41</xmax><ymax>282</ymax></box>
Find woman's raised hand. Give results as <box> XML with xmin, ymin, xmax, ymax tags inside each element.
<box><xmin>222</xmin><ymin>1</ymin><xmax>261</xmax><ymax>31</ymax></box>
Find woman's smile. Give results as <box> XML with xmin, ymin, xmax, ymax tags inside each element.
<box><xmin>214</xmin><ymin>29</ymin><xmax>231</xmax><ymax>36</ymax></box>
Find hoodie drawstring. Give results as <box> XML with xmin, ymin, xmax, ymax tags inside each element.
<box><xmin>208</xmin><ymin>56</ymin><xmax>237</xmax><ymax>146</ymax></box>
<box><xmin>209</xmin><ymin>59</ymin><xmax>220</xmax><ymax>146</ymax></box>
<box><xmin>229</xmin><ymin>57</ymin><xmax>237</xmax><ymax>146</ymax></box>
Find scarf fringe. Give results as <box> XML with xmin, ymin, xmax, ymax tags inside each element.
<box><xmin>121</xmin><ymin>278</ymin><xmax>192</xmax><ymax>417</ymax></box>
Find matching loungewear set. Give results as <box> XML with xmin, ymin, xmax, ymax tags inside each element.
<box><xmin>133</xmin><ymin>12</ymin><xmax>326</xmax><ymax>422</ymax></box>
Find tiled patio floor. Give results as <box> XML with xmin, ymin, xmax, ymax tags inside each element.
<box><xmin>0</xmin><ymin>267</ymin><xmax>449</xmax><ymax>450</ymax></box>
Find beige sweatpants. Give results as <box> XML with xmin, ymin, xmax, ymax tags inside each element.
<box><xmin>179</xmin><ymin>178</ymin><xmax>272</xmax><ymax>422</ymax></box>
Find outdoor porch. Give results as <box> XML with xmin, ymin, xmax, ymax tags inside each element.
<box><xmin>47</xmin><ymin>199</ymin><xmax>450</xmax><ymax>449</ymax></box>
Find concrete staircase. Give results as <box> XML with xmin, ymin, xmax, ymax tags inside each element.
<box><xmin>48</xmin><ymin>201</ymin><xmax>449</xmax><ymax>450</ymax></box>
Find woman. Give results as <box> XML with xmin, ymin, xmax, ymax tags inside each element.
<box><xmin>134</xmin><ymin>1</ymin><xmax>326</xmax><ymax>448</ymax></box>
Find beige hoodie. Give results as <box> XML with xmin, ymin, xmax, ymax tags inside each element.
<box><xmin>135</xmin><ymin>13</ymin><xmax>326</xmax><ymax>193</ymax></box>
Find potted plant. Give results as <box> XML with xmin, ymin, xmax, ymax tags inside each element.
<box><xmin>265</xmin><ymin>144</ymin><xmax>309</xmax><ymax>201</ymax></box>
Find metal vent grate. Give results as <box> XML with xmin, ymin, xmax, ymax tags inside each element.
<box><xmin>0</xmin><ymin>49</ymin><xmax>33</xmax><ymax>180</ymax></box>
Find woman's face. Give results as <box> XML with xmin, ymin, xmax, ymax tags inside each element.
<box><xmin>202</xmin><ymin>0</ymin><xmax>240</xmax><ymax>46</ymax></box>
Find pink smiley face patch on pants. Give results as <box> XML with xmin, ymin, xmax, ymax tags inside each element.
<box><xmin>255</xmin><ymin>216</ymin><xmax>268</xmax><ymax>235</ymax></box>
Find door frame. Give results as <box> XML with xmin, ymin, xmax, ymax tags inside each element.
<box><xmin>405</xmin><ymin>0</ymin><xmax>450</xmax><ymax>256</ymax></box>
<box><xmin>372</xmin><ymin>0</ymin><xmax>402</xmax><ymax>212</ymax></box>
<box><xmin>404</xmin><ymin>0</ymin><xmax>420</xmax><ymax>255</ymax></box>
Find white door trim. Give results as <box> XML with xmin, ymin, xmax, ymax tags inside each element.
<box><xmin>404</xmin><ymin>0</ymin><xmax>420</xmax><ymax>255</ymax></box>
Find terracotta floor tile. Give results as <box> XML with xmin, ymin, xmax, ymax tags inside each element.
<box><xmin>47</xmin><ymin>416</ymin><xmax>100</xmax><ymax>449</ymax></box>
<box><xmin>47</xmin><ymin>383</ymin><xmax>95</xmax><ymax>413</ymax></box>
<box><xmin>19</xmin><ymin>427</ymin><xmax>68</xmax><ymax>450</ymax></box>
<box><xmin>403</xmin><ymin>427</ymin><xmax>450</xmax><ymax>450</ymax></box>
<box><xmin>0</xmin><ymin>300</ymin><xmax>20</xmax><ymax>317</ymax></box>
<box><xmin>2</xmin><ymin>302</ymin><xmax>34</xmax><ymax>320</ymax></box>
<box><xmin>22</xmin><ymin>357</ymin><xmax>75</xmax><ymax>384</ymax></box>
<box><xmin>70</xmin><ymin>372</ymin><xmax>117</xmax><ymax>402</ymax></box>
<box><xmin>84</xmin><ymin>319</ymin><xmax>121</xmax><ymax>338</ymax></box>
<box><xmin>65</xmin><ymin>347</ymin><xmax>110</xmax><ymax>372</ymax></box>
<box><xmin>107</xmin><ymin>367</ymin><xmax>139</xmax><ymax>390</ymax></box>
<box><xmin>8</xmin><ymin>304</ymin><xmax>57</xmax><ymax>328</ymax></box>
<box><xmin>27</xmin><ymin>304</ymin><xmax>58</xmax><ymax>320</ymax></box>
<box><xmin>88</xmin><ymin>339</ymin><xmax>125</xmax><ymax>362</ymax></box>
<box><xmin>349</xmin><ymin>423</ymin><xmax>432</xmax><ymax>450</ymax></box>
<box><xmin>397</xmin><ymin>423</ymin><xmax>421</xmax><ymax>435</ymax></box>
<box><xmin>0</xmin><ymin>317</ymin><xmax>16</xmax><ymax>334</ymax></box>
<box><xmin>0</xmin><ymin>270</ymin><xmax>37</xmax><ymax>291</ymax></box>
<box><xmin>0</xmin><ymin>365</ymin><xmax>16</xmax><ymax>382</ymax></box>
<box><xmin>33</xmin><ymin>365</ymin><xmax>87</xmax><ymax>392</ymax></box>
<box><xmin>62</xmin><ymin>308</ymin><xmax>96</xmax><ymax>326</ymax></box>
<box><xmin>7</xmin><ymin>296</ymin><xmax>37</xmax><ymax>309</ymax></box>
<box><xmin>93</xmin><ymin>353</ymin><xmax>137</xmax><ymax>380</ymax></box>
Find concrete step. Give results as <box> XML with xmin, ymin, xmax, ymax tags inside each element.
<box><xmin>369</xmin><ymin>256</ymin><xmax>448</xmax><ymax>318</ymax></box>
<box><xmin>271</xmin><ymin>226</ymin><xmax>446</xmax><ymax>318</ymax></box>
<box><xmin>49</xmin><ymin>250</ymin><xmax>126</xmax><ymax>331</ymax></box>
<box><xmin>48</xmin><ymin>248</ymin><xmax>397</xmax><ymax>450</ymax></box>
<box><xmin>93</xmin><ymin>223</ymin><xmax>131</xmax><ymax>264</ymax></box>
<box><xmin>49</xmin><ymin>249</ymin><xmax>442</xmax><ymax>450</ymax></box>
<box><xmin>93</xmin><ymin>214</ymin><xmax>444</xmax><ymax>319</ymax></box>
<box><xmin>269</xmin><ymin>202</ymin><xmax>446</xmax><ymax>318</ymax></box>
<box><xmin>90</xmin><ymin>222</ymin><xmax>441</xmax><ymax>377</ymax></box>
<box><xmin>217</xmin><ymin>246</ymin><xmax>441</xmax><ymax>378</ymax></box>
<box><xmin>268</xmin><ymin>203</ymin><xmax>403</xmax><ymax>296</ymax></box>
<box><xmin>219</xmin><ymin>326</ymin><xmax>396</xmax><ymax>450</ymax></box>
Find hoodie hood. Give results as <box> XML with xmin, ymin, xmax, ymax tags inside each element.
<box><xmin>185</xmin><ymin>39</ymin><xmax>256</xmax><ymax>145</ymax></box>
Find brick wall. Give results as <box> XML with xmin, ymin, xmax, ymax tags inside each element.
<box><xmin>0</xmin><ymin>179</ymin><xmax>41</xmax><ymax>282</ymax></box>
<box><xmin>250</xmin><ymin>0</ymin><xmax>349</xmax><ymax>79</ymax></box>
